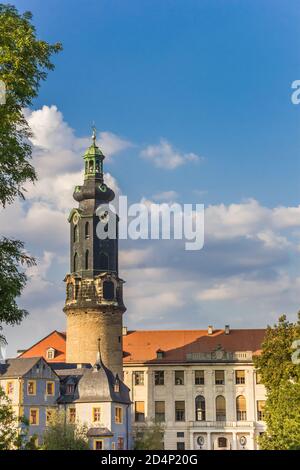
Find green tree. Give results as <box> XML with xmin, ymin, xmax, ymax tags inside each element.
<box><xmin>0</xmin><ymin>4</ymin><xmax>62</xmax><ymax>342</ymax></box>
<box><xmin>42</xmin><ymin>410</ymin><xmax>89</xmax><ymax>450</ymax></box>
<box><xmin>134</xmin><ymin>420</ymin><xmax>165</xmax><ymax>450</ymax></box>
<box><xmin>0</xmin><ymin>385</ymin><xmax>19</xmax><ymax>449</ymax></box>
<box><xmin>0</xmin><ymin>385</ymin><xmax>37</xmax><ymax>449</ymax></box>
<box><xmin>254</xmin><ymin>314</ymin><xmax>300</xmax><ymax>450</ymax></box>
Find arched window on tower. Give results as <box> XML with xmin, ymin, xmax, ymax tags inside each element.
<box><xmin>85</xmin><ymin>250</ymin><xmax>89</xmax><ymax>270</ymax></box>
<box><xmin>195</xmin><ymin>395</ymin><xmax>206</xmax><ymax>421</ymax></box>
<box><xmin>73</xmin><ymin>252</ymin><xmax>78</xmax><ymax>272</ymax></box>
<box><xmin>89</xmin><ymin>160</ymin><xmax>94</xmax><ymax>173</ymax></box>
<box><xmin>85</xmin><ymin>222</ymin><xmax>90</xmax><ymax>239</ymax></box>
<box><xmin>73</xmin><ymin>224</ymin><xmax>78</xmax><ymax>243</ymax></box>
<box><xmin>236</xmin><ymin>395</ymin><xmax>247</xmax><ymax>421</ymax></box>
<box><xmin>216</xmin><ymin>395</ymin><xmax>226</xmax><ymax>421</ymax></box>
<box><xmin>103</xmin><ymin>280</ymin><xmax>115</xmax><ymax>300</ymax></box>
<box><xmin>99</xmin><ymin>252</ymin><xmax>109</xmax><ymax>271</ymax></box>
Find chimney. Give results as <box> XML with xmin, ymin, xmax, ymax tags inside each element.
<box><xmin>225</xmin><ymin>324</ymin><xmax>230</xmax><ymax>335</ymax></box>
<box><xmin>208</xmin><ymin>325</ymin><xmax>213</xmax><ymax>335</ymax></box>
<box><xmin>122</xmin><ymin>326</ymin><xmax>128</xmax><ymax>336</ymax></box>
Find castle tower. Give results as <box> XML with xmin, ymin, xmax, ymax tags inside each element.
<box><xmin>64</xmin><ymin>128</ymin><xmax>126</xmax><ymax>377</ymax></box>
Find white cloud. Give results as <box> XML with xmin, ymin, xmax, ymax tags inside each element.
<box><xmin>152</xmin><ymin>190</ymin><xmax>179</xmax><ymax>202</ymax></box>
<box><xmin>3</xmin><ymin>105</ymin><xmax>300</xmax><ymax>355</ymax></box>
<box><xmin>119</xmin><ymin>247</ymin><xmax>153</xmax><ymax>268</ymax></box>
<box><xmin>141</xmin><ymin>138</ymin><xmax>201</xmax><ymax>169</ymax></box>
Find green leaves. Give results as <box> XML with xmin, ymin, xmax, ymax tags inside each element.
<box><xmin>0</xmin><ymin>238</ymin><xmax>35</xmax><ymax>343</ymax></box>
<box><xmin>254</xmin><ymin>314</ymin><xmax>300</xmax><ymax>450</ymax></box>
<box><xmin>42</xmin><ymin>410</ymin><xmax>89</xmax><ymax>450</ymax></box>
<box><xmin>0</xmin><ymin>4</ymin><xmax>61</xmax><ymax>341</ymax></box>
<box><xmin>0</xmin><ymin>3</ymin><xmax>62</xmax><ymax>207</ymax></box>
<box><xmin>134</xmin><ymin>420</ymin><xmax>165</xmax><ymax>450</ymax></box>
<box><xmin>0</xmin><ymin>386</ymin><xmax>21</xmax><ymax>449</ymax></box>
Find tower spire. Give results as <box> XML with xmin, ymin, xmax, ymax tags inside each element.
<box><xmin>92</xmin><ymin>123</ymin><xmax>97</xmax><ymax>145</ymax></box>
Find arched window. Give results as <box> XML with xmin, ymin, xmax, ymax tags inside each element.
<box><xmin>85</xmin><ymin>222</ymin><xmax>90</xmax><ymax>239</ymax></box>
<box><xmin>216</xmin><ymin>395</ymin><xmax>226</xmax><ymax>421</ymax></box>
<box><xmin>218</xmin><ymin>437</ymin><xmax>227</xmax><ymax>449</ymax></box>
<box><xmin>103</xmin><ymin>281</ymin><xmax>115</xmax><ymax>300</ymax></box>
<box><xmin>236</xmin><ymin>395</ymin><xmax>247</xmax><ymax>421</ymax></box>
<box><xmin>73</xmin><ymin>252</ymin><xmax>78</xmax><ymax>272</ymax></box>
<box><xmin>195</xmin><ymin>395</ymin><xmax>206</xmax><ymax>421</ymax></box>
<box><xmin>95</xmin><ymin>159</ymin><xmax>100</xmax><ymax>173</ymax></box>
<box><xmin>89</xmin><ymin>160</ymin><xmax>94</xmax><ymax>172</ymax></box>
<box><xmin>85</xmin><ymin>250</ymin><xmax>89</xmax><ymax>270</ymax></box>
<box><xmin>73</xmin><ymin>224</ymin><xmax>78</xmax><ymax>243</ymax></box>
<box><xmin>99</xmin><ymin>252</ymin><xmax>109</xmax><ymax>271</ymax></box>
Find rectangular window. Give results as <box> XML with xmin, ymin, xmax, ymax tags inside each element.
<box><xmin>155</xmin><ymin>401</ymin><xmax>165</xmax><ymax>422</ymax></box>
<box><xmin>6</xmin><ymin>381</ymin><xmax>14</xmax><ymax>395</ymax></box>
<box><xmin>93</xmin><ymin>407</ymin><xmax>101</xmax><ymax>423</ymax></box>
<box><xmin>27</xmin><ymin>380</ymin><xmax>36</xmax><ymax>396</ymax></box>
<box><xmin>117</xmin><ymin>437</ymin><xmax>124</xmax><ymax>450</ymax></box>
<box><xmin>94</xmin><ymin>439</ymin><xmax>103</xmax><ymax>450</ymax></box>
<box><xmin>29</xmin><ymin>408</ymin><xmax>39</xmax><ymax>425</ymax></box>
<box><xmin>215</xmin><ymin>370</ymin><xmax>225</xmax><ymax>385</ymax></box>
<box><xmin>195</xmin><ymin>370</ymin><xmax>205</xmax><ymax>385</ymax></box>
<box><xmin>175</xmin><ymin>370</ymin><xmax>184</xmax><ymax>385</ymax></box>
<box><xmin>69</xmin><ymin>407</ymin><xmax>76</xmax><ymax>424</ymax></box>
<box><xmin>177</xmin><ymin>432</ymin><xmax>184</xmax><ymax>438</ymax></box>
<box><xmin>177</xmin><ymin>442</ymin><xmax>185</xmax><ymax>450</ymax></box>
<box><xmin>135</xmin><ymin>401</ymin><xmax>145</xmax><ymax>422</ymax></box>
<box><xmin>235</xmin><ymin>370</ymin><xmax>245</xmax><ymax>385</ymax></box>
<box><xmin>134</xmin><ymin>371</ymin><xmax>144</xmax><ymax>386</ymax></box>
<box><xmin>115</xmin><ymin>406</ymin><xmax>123</xmax><ymax>424</ymax></box>
<box><xmin>46</xmin><ymin>408</ymin><xmax>55</xmax><ymax>425</ymax></box>
<box><xmin>257</xmin><ymin>400</ymin><xmax>266</xmax><ymax>421</ymax></box>
<box><xmin>66</xmin><ymin>383</ymin><xmax>74</xmax><ymax>395</ymax></box>
<box><xmin>154</xmin><ymin>370</ymin><xmax>164</xmax><ymax>386</ymax></box>
<box><xmin>46</xmin><ymin>381</ymin><xmax>55</xmax><ymax>396</ymax></box>
<box><xmin>175</xmin><ymin>401</ymin><xmax>185</xmax><ymax>422</ymax></box>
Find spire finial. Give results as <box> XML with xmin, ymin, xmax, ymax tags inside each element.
<box><xmin>92</xmin><ymin>122</ymin><xmax>96</xmax><ymax>145</ymax></box>
<box><xmin>96</xmin><ymin>337</ymin><xmax>101</xmax><ymax>364</ymax></box>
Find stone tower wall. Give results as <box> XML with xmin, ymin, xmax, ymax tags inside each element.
<box><xmin>66</xmin><ymin>308</ymin><xmax>123</xmax><ymax>378</ymax></box>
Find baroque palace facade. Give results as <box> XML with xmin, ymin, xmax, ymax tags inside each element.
<box><xmin>1</xmin><ymin>133</ymin><xmax>267</xmax><ymax>450</ymax></box>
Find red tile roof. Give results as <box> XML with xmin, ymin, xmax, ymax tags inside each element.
<box><xmin>123</xmin><ymin>329</ymin><xmax>265</xmax><ymax>363</ymax></box>
<box><xmin>18</xmin><ymin>328</ymin><xmax>265</xmax><ymax>364</ymax></box>
<box><xmin>19</xmin><ymin>330</ymin><xmax>66</xmax><ymax>362</ymax></box>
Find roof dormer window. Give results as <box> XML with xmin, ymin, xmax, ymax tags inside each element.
<box><xmin>156</xmin><ymin>349</ymin><xmax>164</xmax><ymax>359</ymax></box>
<box><xmin>46</xmin><ymin>348</ymin><xmax>55</xmax><ymax>360</ymax></box>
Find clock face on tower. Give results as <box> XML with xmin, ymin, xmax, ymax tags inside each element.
<box><xmin>73</xmin><ymin>213</ymin><xmax>79</xmax><ymax>225</ymax></box>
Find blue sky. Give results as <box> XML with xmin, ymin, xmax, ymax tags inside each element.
<box><xmin>1</xmin><ymin>0</ymin><xmax>300</xmax><ymax>355</ymax></box>
<box><xmin>12</xmin><ymin>0</ymin><xmax>300</xmax><ymax>205</ymax></box>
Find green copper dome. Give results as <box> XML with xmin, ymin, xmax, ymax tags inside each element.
<box><xmin>83</xmin><ymin>142</ymin><xmax>104</xmax><ymax>159</ymax></box>
<box><xmin>83</xmin><ymin>127</ymin><xmax>105</xmax><ymax>178</ymax></box>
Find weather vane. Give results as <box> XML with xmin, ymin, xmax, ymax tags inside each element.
<box><xmin>92</xmin><ymin>121</ymin><xmax>96</xmax><ymax>144</ymax></box>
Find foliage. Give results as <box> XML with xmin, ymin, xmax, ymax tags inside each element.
<box><xmin>254</xmin><ymin>313</ymin><xmax>300</xmax><ymax>450</ymax></box>
<box><xmin>134</xmin><ymin>420</ymin><xmax>165</xmax><ymax>450</ymax></box>
<box><xmin>0</xmin><ymin>385</ymin><xmax>37</xmax><ymax>449</ymax></box>
<box><xmin>42</xmin><ymin>410</ymin><xmax>89</xmax><ymax>450</ymax></box>
<box><xmin>0</xmin><ymin>4</ymin><xmax>62</xmax><ymax>341</ymax></box>
<box><xmin>0</xmin><ymin>238</ymin><xmax>35</xmax><ymax>343</ymax></box>
<box><xmin>0</xmin><ymin>3</ymin><xmax>62</xmax><ymax>206</ymax></box>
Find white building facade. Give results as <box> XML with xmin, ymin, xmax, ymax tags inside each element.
<box><xmin>122</xmin><ymin>328</ymin><xmax>267</xmax><ymax>450</ymax></box>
